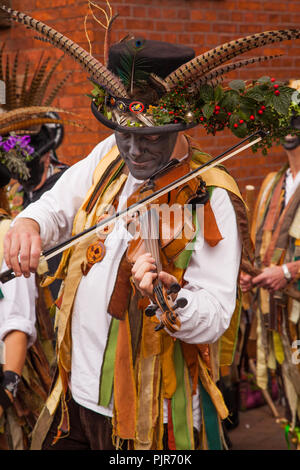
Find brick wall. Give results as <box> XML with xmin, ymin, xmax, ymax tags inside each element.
<box><xmin>1</xmin><ymin>0</ymin><xmax>300</xmax><ymax>196</ymax></box>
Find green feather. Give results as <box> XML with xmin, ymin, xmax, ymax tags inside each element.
<box><xmin>117</xmin><ymin>43</ymin><xmax>149</xmax><ymax>93</ymax></box>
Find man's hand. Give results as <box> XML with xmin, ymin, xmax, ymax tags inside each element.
<box><xmin>239</xmin><ymin>271</ymin><xmax>253</xmax><ymax>292</ymax></box>
<box><xmin>252</xmin><ymin>266</ymin><xmax>288</xmax><ymax>292</ymax></box>
<box><xmin>4</xmin><ymin>218</ymin><xmax>41</xmax><ymax>278</ymax></box>
<box><xmin>131</xmin><ymin>252</ymin><xmax>178</xmax><ymax>298</ymax></box>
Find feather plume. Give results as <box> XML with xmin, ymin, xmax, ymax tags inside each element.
<box><xmin>189</xmin><ymin>54</ymin><xmax>282</xmax><ymax>92</ymax></box>
<box><xmin>0</xmin><ymin>5</ymin><xmax>128</xmax><ymax>99</ymax></box>
<box><xmin>0</xmin><ymin>42</ymin><xmax>5</xmax><ymax>82</ymax></box>
<box><xmin>117</xmin><ymin>42</ymin><xmax>149</xmax><ymax>94</ymax></box>
<box><xmin>34</xmin><ymin>54</ymin><xmax>65</xmax><ymax>106</ymax></box>
<box><xmin>9</xmin><ymin>51</ymin><xmax>19</xmax><ymax>110</ymax></box>
<box><xmin>44</xmin><ymin>71</ymin><xmax>73</xmax><ymax>106</ymax></box>
<box><xmin>19</xmin><ymin>60</ymin><xmax>30</xmax><ymax>107</ymax></box>
<box><xmin>165</xmin><ymin>29</ymin><xmax>300</xmax><ymax>88</ymax></box>
<box><xmin>149</xmin><ymin>73</ymin><xmax>170</xmax><ymax>94</ymax></box>
<box><xmin>28</xmin><ymin>56</ymin><xmax>51</xmax><ymax>106</ymax></box>
<box><xmin>0</xmin><ymin>106</ymin><xmax>75</xmax><ymax>126</ymax></box>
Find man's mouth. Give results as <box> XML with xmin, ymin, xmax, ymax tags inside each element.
<box><xmin>129</xmin><ymin>159</ymin><xmax>150</xmax><ymax>167</ymax></box>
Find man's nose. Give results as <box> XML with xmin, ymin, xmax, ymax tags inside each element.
<box><xmin>128</xmin><ymin>136</ymin><xmax>143</xmax><ymax>160</ymax></box>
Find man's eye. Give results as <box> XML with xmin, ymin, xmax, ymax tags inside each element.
<box><xmin>144</xmin><ymin>135</ymin><xmax>160</xmax><ymax>142</ymax></box>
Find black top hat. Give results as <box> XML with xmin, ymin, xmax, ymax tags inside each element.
<box><xmin>91</xmin><ymin>38</ymin><xmax>197</xmax><ymax>134</ymax></box>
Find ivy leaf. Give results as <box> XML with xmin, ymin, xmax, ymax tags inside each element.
<box><xmin>245</xmin><ymin>86</ymin><xmax>266</xmax><ymax>102</ymax></box>
<box><xmin>220</xmin><ymin>90</ymin><xmax>239</xmax><ymax>112</ymax></box>
<box><xmin>257</xmin><ymin>76</ymin><xmax>271</xmax><ymax>84</ymax></box>
<box><xmin>269</xmin><ymin>91</ymin><xmax>292</xmax><ymax>115</ymax></box>
<box><xmin>229</xmin><ymin>79</ymin><xmax>245</xmax><ymax>92</ymax></box>
<box><xmin>202</xmin><ymin>103</ymin><xmax>215</xmax><ymax>119</ymax></box>
<box><xmin>214</xmin><ymin>85</ymin><xmax>224</xmax><ymax>103</ymax></box>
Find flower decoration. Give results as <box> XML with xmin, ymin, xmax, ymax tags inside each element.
<box><xmin>0</xmin><ymin>133</ymin><xmax>34</xmax><ymax>180</ymax></box>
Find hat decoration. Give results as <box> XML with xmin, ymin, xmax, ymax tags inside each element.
<box><xmin>0</xmin><ymin>41</ymin><xmax>87</xmax><ymax>182</ymax></box>
<box><xmin>2</xmin><ymin>2</ymin><xmax>300</xmax><ymax>154</ymax></box>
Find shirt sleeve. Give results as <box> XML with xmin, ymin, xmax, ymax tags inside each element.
<box><xmin>13</xmin><ymin>134</ymin><xmax>116</xmax><ymax>250</ymax></box>
<box><xmin>160</xmin><ymin>187</ymin><xmax>242</xmax><ymax>344</ymax></box>
<box><xmin>0</xmin><ymin>260</ymin><xmax>37</xmax><ymax>348</ymax></box>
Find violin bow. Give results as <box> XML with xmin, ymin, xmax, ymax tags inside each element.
<box><xmin>0</xmin><ymin>130</ymin><xmax>266</xmax><ymax>283</ymax></box>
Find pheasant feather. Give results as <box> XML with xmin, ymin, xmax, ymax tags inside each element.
<box><xmin>189</xmin><ymin>54</ymin><xmax>281</xmax><ymax>92</ymax></box>
<box><xmin>165</xmin><ymin>29</ymin><xmax>300</xmax><ymax>88</ymax></box>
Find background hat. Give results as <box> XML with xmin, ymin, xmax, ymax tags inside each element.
<box><xmin>0</xmin><ymin>44</ymin><xmax>86</xmax><ymax>186</ymax></box>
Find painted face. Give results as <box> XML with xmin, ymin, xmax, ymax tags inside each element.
<box><xmin>115</xmin><ymin>131</ymin><xmax>178</xmax><ymax>180</ymax></box>
<box><xmin>283</xmin><ymin>134</ymin><xmax>300</xmax><ymax>151</ymax></box>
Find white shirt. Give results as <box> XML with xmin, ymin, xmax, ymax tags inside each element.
<box><xmin>285</xmin><ymin>167</ymin><xmax>300</xmax><ymax>205</ymax></box>
<box><xmin>15</xmin><ymin>134</ymin><xmax>241</xmax><ymax>424</ymax></box>
<box><xmin>0</xmin><ymin>259</ymin><xmax>37</xmax><ymax>349</ymax></box>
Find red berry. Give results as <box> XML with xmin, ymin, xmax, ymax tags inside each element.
<box><xmin>258</xmin><ymin>110</ymin><xmax>263</xmax><ymax>115</ymax></box>
<box><xmin>200</xmin><ymin>116</ymin><xmax>204</xmax><ymax>121</ymax></box>
<box><xmin>239</xmin><ymin>119</ymin><xmax>244</xmax><ymax>124</ymax></box>
<box><xmin>261</xmin><ymin>105</ymin><xmax>266</xmax><ymax>110</ymax></box>
<box><xmin>250</xmin><ymin>115</ymin><xmax>255</xmax><ymax>120</ymax></box>
<box><xmin>271</xmin><ymin>78</ymin><xmax>276</xmax><ymax>82</ymax></box>
<box><xmin>273</xmin><ymin>84</ymin><xmax>279</xmax><ymax>89</ymax></box>
<box><xmin>274</xmin><ymin>90</ymin><xmax>280</xmax><ymax>96</ymax></box>
<box><xmin>227</xmin><ymin>112</ymin><xmax>232</xmax><ymax>116</ymax></box>
<box><xmin>215</xmin><ymin>105</ymin><xmax>221</xmax><ymax>111</ymax></box>
<box><xmin>215</xmin><ymin>110</ymin><xmax>219</xmax><ymax>115</ymax></box>
<box><xmin>234</xmin><ymin>123</ymin><xmax>239</xmax><ymax>128</ymax></box>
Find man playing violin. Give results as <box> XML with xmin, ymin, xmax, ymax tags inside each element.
<box><xmin>2</xmin><ymin>34</ymin><xmax>248</xmax><ymax>451</ymax></box>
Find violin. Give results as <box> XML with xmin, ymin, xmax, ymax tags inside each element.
<box><xmin>125</xmin><ymin>157</ymin><xmax>209</xmax><ymax>332</ymax></box>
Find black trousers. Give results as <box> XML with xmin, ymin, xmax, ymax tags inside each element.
<box><xmin>42</xmin><ymin>395</ymin><xmax>115</xmax><ymax>450</ymax></box>
<box><xmin>42</xmin><ymin>393</ymin><xmax>200</xmax><ymax>450</ymax></box>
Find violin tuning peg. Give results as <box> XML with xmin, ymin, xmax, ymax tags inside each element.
<box><xmin>173</xmin><ymin>297</ymin><xmax>188</xmax><ymax>310</ymax></box>
<box><xmin>154</xmin><ymin>321</ymin><xmax>164</xmax><ymax>332</ymax></box>
<box><xmin>145</xmin><ymin>304</ymin><xmax>158</xmax><ymax>317</ymax></box>
<box><xmin>167</xmin><ymin>282</ymin><xmax>181</xmax><ymax>295</ymax></box>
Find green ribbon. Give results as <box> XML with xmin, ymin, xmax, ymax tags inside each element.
<box><xmin>199</xmin><ymin>380</ymin><xmax>222</xmax><ymax>450</ymax></box>
<box><xmin>171</xmin><ymin>341</ymin><xmax>192</xmax><ymax>450</ymax></box>
<box><xmin>98</xmin><ymin>317</ymin><xmax>119</xmax><ymax>407</ymax></box>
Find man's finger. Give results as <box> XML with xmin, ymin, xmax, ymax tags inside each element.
<box><xmin>133</xmin><ymin>261</ymin><xmax>156</xmax><ymax>283</ymax></box>
<box><xmin>7</xmin><ymin>234</ymin><xmax>21</xmax><ymax>276</ymax></box>
<box><xmin>139</xmin><ymin>272</ymin><xmax>157</xmax><ymax>294</ymax></box>
<box><xmin>19</xmin><ymin>234</ymin><xmax>32</xmax><ymax>277</ymax></box>
<box><xmin>29</xmin><ymin>234</ymin><xmax>42</xmax><ymax>272</ymax></box>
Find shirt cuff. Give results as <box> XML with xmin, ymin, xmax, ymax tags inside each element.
<box><xmin>0</xmin><ymin>319</ymin><xmax>37</xmax><ymax>349</ymax></box>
